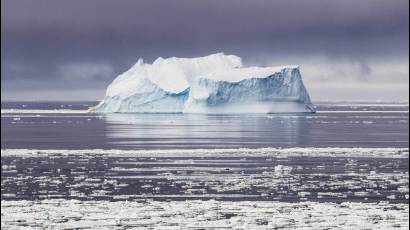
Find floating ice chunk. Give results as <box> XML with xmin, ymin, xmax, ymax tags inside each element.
<box><xmin>274</xmin><ymin>165</ymin><xmax>293</xmax><ymax>175</ymax></box>
<box><xmin>92</xmin><ymin>53</ymin><xmax>315</xmax><ymax>113</ymax></box>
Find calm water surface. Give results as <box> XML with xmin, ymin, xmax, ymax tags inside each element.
<box><xmin>1</xmin><ymin>102</ymin><xmax>408</xmax><ymax>149</ymax></box>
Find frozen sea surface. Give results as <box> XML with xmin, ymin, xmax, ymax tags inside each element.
<box><xmin>2</xmin><ymin>199</ymin><xmax>408</xmax><ymax>229</ymax></box>
<box><xmin>1</xmin><ymin>148</ymin><xmax>409</xmax><ymax>229</ymax></box>
<box><xmin>1</xmin><ymin>148</ymin><xmax>408</xmax><ymax>203</ymax></box>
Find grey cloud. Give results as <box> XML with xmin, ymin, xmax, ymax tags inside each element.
<box><xmin>1</xmin><ymin>0</ymin><xmax>409</xmax><ymax>101</ymax></box>
<box><xmin>57</xmin><ymin>63</ymin><xmax>115</xmax><ymax>81</ymax></box>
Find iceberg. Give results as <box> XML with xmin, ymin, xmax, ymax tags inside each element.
<box><xmin>91</xmin><ymin>53</ymin><xmax>315</xmax><ymax>113</ymax></box>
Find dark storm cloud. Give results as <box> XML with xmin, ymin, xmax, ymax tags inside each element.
<box><xmin>1</xmin><ymin>0</ymin><xmax>409</xmax><ymax>100</ymax></box>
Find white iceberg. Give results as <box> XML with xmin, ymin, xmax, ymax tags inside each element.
<box><xmin>92</xmin><ymin>53</ymin><xmax>315</xmax><ymax>113</ymax></box>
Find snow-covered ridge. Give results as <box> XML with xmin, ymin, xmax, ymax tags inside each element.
<box><xmin>105</xmin><ymin>53</ymin><xmax>241</xmax><ymax>97</ymax></box>
<box><xmin>92</xmin><ymin>53</ymin><xmax>314</xmax><ymax>113</ymax></box>
<box><xmin>200</xmin><ymin>65</ymin><xmax>299</xmax><ymax>82</ymax></box>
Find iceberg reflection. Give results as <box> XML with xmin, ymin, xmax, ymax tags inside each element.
<box><xmin>103</xmin><ymin>113</ymin><xmax>310</xmax><ymax>149</ymax></box>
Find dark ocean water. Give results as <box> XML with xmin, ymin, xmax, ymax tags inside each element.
<box><xmin>1</xmin><ymin>102</ymin><xmax>409</xmax><ymax>205</ymax></box>
<box><xmin>1</xmin><ymin>101</ymin><xmax>408</xmax><ymax>149</ymax></box>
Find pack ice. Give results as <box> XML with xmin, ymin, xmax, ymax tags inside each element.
<box><xmin>91</xmin><ymin>53</ymin><xmax>315</xmax><ymax>113</ymax></box>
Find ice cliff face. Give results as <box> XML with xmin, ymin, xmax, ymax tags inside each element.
<box><xmin>92</xmin><ymin>53</ymin><xmax>315</xmax><ymax>113</ymax></box>
<box><xmin>184</xmin><ymin>67</ymin><xmax>314</xmax><ymax>113</ymax></box>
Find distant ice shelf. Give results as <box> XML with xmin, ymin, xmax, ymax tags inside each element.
<box><xmin>91</xmin><ymin>53</ymin><xmax>315</xmax><ymax>113</ymax></box>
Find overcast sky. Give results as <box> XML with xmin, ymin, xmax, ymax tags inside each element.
<box><xmin>1</xmin><ymin>0</ymin><xmax>409</xmax><ymax>101</ymax></box>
